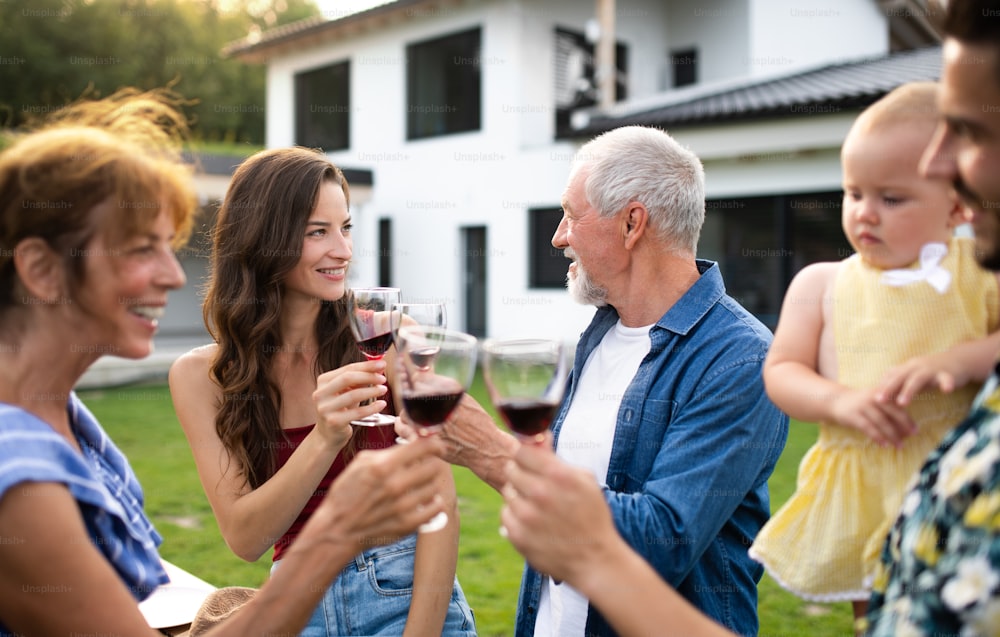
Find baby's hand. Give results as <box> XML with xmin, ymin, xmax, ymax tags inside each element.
<box><xmin>829</xmin><ymin>387</ymin><xmax>916</xmax><ymax>448</ymax></box>
<box><xmin>876</xmin><ymin>352</ymin><xmax>967</xmax><ymax>407</ymax></box>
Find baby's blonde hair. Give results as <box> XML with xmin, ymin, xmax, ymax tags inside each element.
<box><xmin>849</xmin><ymin>81</ymin><xmax>939</xmax><ymax>137</ymax></box>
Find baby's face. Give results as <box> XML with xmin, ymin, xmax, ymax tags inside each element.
<box><xmin>841</xmin><ymin>123</ymin><xmax>964</xmax><ymax>270</ymax></box>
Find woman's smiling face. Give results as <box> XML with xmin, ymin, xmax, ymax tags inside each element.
<box><xmin>74</xmin><ymin>204</ymin><xmax>186</xmax><ymax>360</ymax></box>
<box><xmin>282</xmin><ymin>180</ymin><xmax>354</xmax><ymax>304</ymax></box>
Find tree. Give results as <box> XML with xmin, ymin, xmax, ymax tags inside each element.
<box><xmin>0</xmin><ymin>0</ymin><xmax>320</xmax><ymax>145</ymax></box>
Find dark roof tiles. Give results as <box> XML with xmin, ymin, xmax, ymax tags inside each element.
<box><xmin>574</xmin><ymin>46</ymin><xmax>942</xmax><ymax>136</ymax></box>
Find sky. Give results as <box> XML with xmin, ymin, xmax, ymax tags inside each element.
<box><xmin>215</xmin><ymin>0</ymin><xmax>392</xmax><ymax>22</ymax></box>
<box><xmin>311</xmin><ymin>0</ymin><xmax>394</xmax><ymax>21</ymax></box>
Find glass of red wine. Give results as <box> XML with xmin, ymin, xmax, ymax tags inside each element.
<box><xmin>347</xmin><ymin>287</ymin><xmax>400</xmax><ymax>427</ymax></box>
<box><xmin>481</xmin><ymin>338</ymin><xmax>567</xmax><ymax>443</ymax></box>
<box><xmin>395</xmin><ymin>325</ymin><xmax>478</xmax><ymax>532</ymax></box>
<box><xmin>390</xmin><ymin>303</ymin><xmax>447</xmax><ymax>349</ymax></box>
<box><xmin>390</xmin><ymin>302</ymin><xmax>447</xmax><ymax>442</ymax></box>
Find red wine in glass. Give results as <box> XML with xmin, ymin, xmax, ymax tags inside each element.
<box><xmin>403</xmin><ymin>391</ymin><xmax>464</xmax><ymax>427</ymax></box>
<box><xmin>482</xmin><ymin>338</ymin><xmax>567</xmax><ymax>442</ymax></box>
<box><xmin>358</xmin><ymin>332</ymin><xmax>394</xmax><ymax>360</ymax></box>
<box><xmin>348</xmin><ymin>287</ymin><xmax>400</xmax><ymax>427</ymax></box>
<box><xmin>496</xmin><ymin>398</ymin><xmax>559</xmax><ymax>437</ymax></box>
<box><xmin>408</xmin><ymin>346</ymin><xmax>440</xmax><ymax>369</ymax></box>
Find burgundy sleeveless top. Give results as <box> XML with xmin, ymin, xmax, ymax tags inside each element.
<box><xmin>271</xmin><ymin>408</ymin><xmax>397</xmax><ymax>561</ymax></box>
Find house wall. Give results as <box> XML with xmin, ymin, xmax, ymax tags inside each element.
<box><xmin>673</xmin><ymin>112</ymin><xmax>856</xmax><ymax>196</ymax></box>
<box><xmin>159</xmin><ymin>254</ymin><xmax>211</xmax><ymax>341</ymax></box>
<box><xmin>747</xmin><ymin>0</ymin><xmax>888</xmax><ymax>77</ymax></box>
<box><xmin>255</xmin><ymin>0</ymin><xmax>889</xmax><ymax>341</ymax></box>
<box><xmin>261</xmin><ymin>0</ymin><xmax>593</xmax><ymax>340</ymax></box>
<box><xmin>666</xmin><ymin>0</ymin><xmax>751</xmax><ymax>85</ymax></box>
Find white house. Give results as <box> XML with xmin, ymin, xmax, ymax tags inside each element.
<box><xmin>221</xmin><ymin>0</ymin><xmax>941</xmax><ymax>340</ymax></box>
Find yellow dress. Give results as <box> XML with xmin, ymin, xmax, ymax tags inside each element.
<box><xmin>749</xmin><ymin>237</ymin><xmax>999</xmax><ymax>601</ymax></box>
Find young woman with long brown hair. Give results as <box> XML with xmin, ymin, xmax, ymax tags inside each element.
<box><xmin>169</xmin><ymin>147</ymin><xmax>475</xmax><ymax>636</ymax></box>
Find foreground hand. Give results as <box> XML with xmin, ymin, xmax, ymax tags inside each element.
<box><xmin>500</xmin><ymin>434</ymin><xmax>616</xmax><ymax>585</ymax></box>
<box><xmin>313</xmin><ymin>360</ymin><xmax>389</xmax><ymax>445</ymax></box>
<box><xmin>311</xmin><ymin>436</ymin><xmax>448</xmax><ymax>548</ymax></box>
<box><xmin>829</xmin><ymin>386</ymin><xmax>916</xmax><ymax>448</ymax></box>
<box><xmin>876</xmin><ymin>351</ymin><xmax>968</xmax><ymax>407</ymax></box>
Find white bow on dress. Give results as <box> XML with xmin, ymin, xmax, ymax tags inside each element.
<box><xmin>880</xmin><ymin>242</ymin><xmax>951</xmax><ymax>294</ymax></box>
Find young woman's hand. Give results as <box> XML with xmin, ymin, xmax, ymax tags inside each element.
<box><xmin>313</xmin><ymin>360</ymin><xmax>389</xmax><ymax>447</ymax></box>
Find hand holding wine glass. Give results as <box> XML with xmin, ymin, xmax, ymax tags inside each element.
<box><xmin>482</xmin><ymin>338</ymin><xmax>568</xmax><ymax>443</ymax></box>
<box><xmin>348</xmin><ymin>287</ymin><xmax>400</xmax><ymax>426</ymax></box>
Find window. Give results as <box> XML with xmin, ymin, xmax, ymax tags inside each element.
<box><xmin>670</xmin><ymin>48</ymin><xmax>697</xmax><ymax>88</ymax></box>
<box><xmin>295</xmin><ymin>61</ymin><xmax>350</xmax><ymax>151</ymax></box>
<box><xmin>554</xmin><ymin>27</ymin><xmax>628</xmax><ymax>138</ymax></box>
<box><xmin>699</xmin><ymin>191</ymin><xmax>847</xmax><ymax>328</ymax></box>
<box><xmin>406</xmin><ymin>28</ymin><xmax>482</xmax><ymax>140</ymax></box>
<box><xmin>462</xmin><ymin>226</ymin><xmax>488</xmax><ymax>337</ymax></box>
<box><xmin>378</xmin><ymin>218</ymin><xmax>392</xmax><ymax>287</ymax></box>
<box><xmin>529</xmin><ymin>208</ymin><xmax>569</xmax><ymax>289</ymax></box>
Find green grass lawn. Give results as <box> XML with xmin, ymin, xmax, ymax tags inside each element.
<box><xmin>79</xmin><ymin>381</ymin><xmax>852</xmax><ymax>636</ymax></box>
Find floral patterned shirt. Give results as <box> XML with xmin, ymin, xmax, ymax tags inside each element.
<box><xmin>865</xmin><ymin>368</ymin><xmax>1000</xmax><ymax>636</ymax></box>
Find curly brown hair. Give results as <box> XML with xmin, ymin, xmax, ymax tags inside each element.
<box><xmin>0</xmin><ymin>88</ymin><xmax>196</xmax><ymax>326</ymax></box>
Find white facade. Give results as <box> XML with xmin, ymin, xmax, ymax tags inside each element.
<box><xmin>252</xmin><ymin>0</ymin><xmax>894</xmax><ymax>341</ymax></box>
<box><xmin>747</xmin><ymin>0</ymin><xmax>888</xmax><ymax>77</ymax></box>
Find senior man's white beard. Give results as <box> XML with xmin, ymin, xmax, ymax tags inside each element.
<box><xmin>565</xmin><ymin>249</ymin><xmax>608</xmax><ymax>307</ymax></box>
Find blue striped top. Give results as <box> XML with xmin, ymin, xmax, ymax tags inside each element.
<box><xmin>0</xmin><ymin>392</ymin><xmax>167</xmax><ymax>634</ymax></box>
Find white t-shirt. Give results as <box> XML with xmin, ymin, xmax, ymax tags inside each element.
<box><xmin>533</xmin><ymin>320</ymin><xmax>652</xmax><ymax>637</ymax></box>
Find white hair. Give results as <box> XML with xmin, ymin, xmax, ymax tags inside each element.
<box><xmin>571</xmin><ymin>126</ymin><xmax>705</xmax><ymax>252</ymax></box>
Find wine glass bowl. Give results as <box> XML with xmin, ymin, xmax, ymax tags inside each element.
<box><xmin>395</xmin><ymin>326</ymin><xmax>478</xmax><ymax>435</ymax></box>
<box><xmin>481</xmin><ymin>338</ymin><xmax>567</xmax><ymax>441</ymax></box>
<box><xmin>347</xmin><ymin>287</ymin><xmax>400</xmax><ymax>426</ymax></box>
<box><xmin>348</xmin><ymin>287</ymin><xmax>400</xmax><ymax>361</ymax></box>
<box><xmin>390</xmin><ymin>303</ymin><xmax>447</xmax><ymax>347</ymax></box>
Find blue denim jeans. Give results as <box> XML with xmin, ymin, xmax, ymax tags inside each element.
<box><xmin>272</xmin><ymin>534</ymin><xmax>476</xmax><ymax>636</ymax></box>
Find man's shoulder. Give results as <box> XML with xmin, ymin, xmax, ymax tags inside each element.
<box><xmin>705</xmin><ymin>295</ymin><xmax>774</xmax><ymax>348</ymax></box>
<box><xmin>652</xmin><ymin>299</ymin><xmax>772</xmax><ymax>377</ymax></box>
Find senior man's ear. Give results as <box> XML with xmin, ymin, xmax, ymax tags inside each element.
<box><xmin>622</xmin><ymin>203</ymin><xmax>648</xmax><ymax>250</ymax></box>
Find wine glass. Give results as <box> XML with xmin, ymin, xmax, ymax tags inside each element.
<box><xmin>481</xmin><ymin>338</ymin><xmax>568</xmax><ymax>443</ymax></box>
<box><xmin>347</xmin><ymin>287</ymin><xmax>400</xmax><ymax>427</ymax></box>
<box><xmin>390</xmin><ymin>302</ymin><xmax>447</xmax><ymax>349</ymax></box>
<box><xmin>395</xmin><ymin>325</ymin><xmax>478</xmax><ymax>532</ymax></box>
<box><xmin>390</xmin><ymin>303</ymin><xmax>447</xmax><ymax>442</ymax></box>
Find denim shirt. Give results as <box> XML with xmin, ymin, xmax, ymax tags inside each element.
<box><xmin>514</xmin><ymin>260</ymin><xmax>789</xmax><ymax>637</ymax></box>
